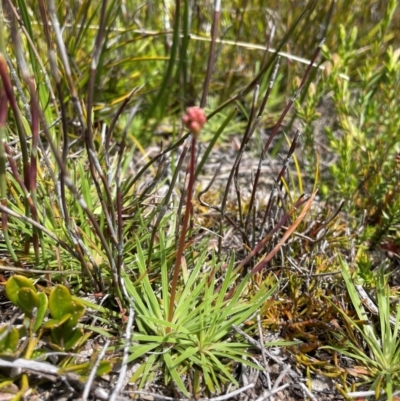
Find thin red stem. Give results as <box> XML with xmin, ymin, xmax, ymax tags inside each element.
<box><xmin>167</xmin><ymin>136</ymin><xmax>196</xmax><ymax>326</ymax></box>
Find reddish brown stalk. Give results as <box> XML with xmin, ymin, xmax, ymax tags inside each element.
<box><xmin>3</xmin><ymin>140</ymin><xmax>45</xmax><ymax>251</ymax></box>
<box><xmin>2</xmin><ymin>101</ymin><xmax>45</xmax><ymax>263</ymax></box>
<box><xmin>234</xmin><ymin>194</ymin><xmax>309</xmax><ymax>274</ymax></box>
<box><xmin>27</xmin><ymin>79</ymin><xmax>40</xmax><ymax>261</ymax></box>
<box><xmin>250</xmin><ymin>191</ymin><xmax>316</xmax><ymax>275</ymax></box>
<box><xmin>167</xmin><ymin>136</ymin><xmax>197</xmax><ymax>326</ymax></box>
<box><xmin>167</xmin><ymin>107</ymin><xmax>206</xmax><ymax>327</ymax></box>
<box><xmin>165</xmin><ymin>0</ymin><xmax>218</xmax><ymax>319</ymax></box>
<box><xmin>0</xmin><ymin>53</ymin><xmax>34</xmax><ymax>257</ymax></box>
<box><xmin>0</xmin><ymin>55</ymin><xmax>30</xmax><ymax>190</ymax></box>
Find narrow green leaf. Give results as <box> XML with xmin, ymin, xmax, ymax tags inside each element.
<box><xmin>127</xmin><ymin>343</ymin><xmax>160</xmax><ymax>362</ymax></box>
<box><xmin>206</xmin><ymin>351</ymin><xmax>238</xmax><ymax>385</ymax></box>
<box><xmin>172</xmin><ymin>346</ymin><xmax>200</xmax><ymax>367</ymax></box>
<box><xmin>135</xmin><ymin>238</ymin><xmax>163</xmax><ymax>320</ymax></box>
<box><xmin>138</xmin><ymin>353</ymin><xmax>157</xmax><ymax>390</ymax></box>
<box><xmin>163</xmin><ymin>352</ymin><xmax>189</xmax><ymax>397</ymax></box>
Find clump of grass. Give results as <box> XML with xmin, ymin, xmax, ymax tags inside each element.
<box><xmin>323</xmin><ymin>260</ymin><xmax>400</xmax><ymax>399</ymax></box>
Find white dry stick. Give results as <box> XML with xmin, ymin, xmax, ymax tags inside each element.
<box><xmin>355</xmin><ymin>284</ymin><xmax>400</xmax><ymax>335</ymax></box>
<box><xmin>128</xmin><ymin>392</ymin><xmax>189</xmax><ymax>401</ymax></box>
<box><xmin>82</xmin><ymin>339</ymin><xmax>110</xmax><ymax>401</ymax></box>
<box><xmin>254</xmin><ymin>383</ymin><xmax>291</xmax><ymax>401</ymax></box>
<box><xmin>109</xmin><ymin>306</ymin><xmax>135</xmax><ymax>401</ymax></box>
<box><xmin>31</xmin><ymin>21</ymin><xmax>350</xmax><ymax>81</ymax></box>
<box><xmin>299</xmin><ymin>382</ymin><xmax>318</xmax><ymax>401</ymax></box>
<box><xmin>272</xmin><ymin>364</ymin><xmax>291</xmax><ymax>390</ymax></box>
<box><xmin>232</xmin><ymin>325</ymin><xmax>264</xmax><ymax>349</ymax></box>
<box><xmin>200</xmin><ymin>383</ymin><xmax>254</xmax><ymax>401</ymax></box>
<box><xmin>0</xmin><ymin>358</ymin><xmax>59</xmax><ymax>375</ymax></box>
<box><xmin>232</xmin><ymin>324</ymin><xmax>285</xmax><ymax>365</ymax></box>
<box><xmin>347</xmin><ymin>390</ymin><xmax>377</xmax><ymax>398</ymax></box>
<box><xmin>93</xmin><ymin>387</ymin><xmax>131</xmax><ymax>401</ymax></box>
<box><xmin>0</xmin><ymin>357</ymin><xmax>130</xmax><ymax>401</ymax></box>
<box><xmin>131</xmin><ymin>384</ymin><xmax>255</xmax><ymax>401</ymax></box>
<box><xmin>257</xmin><ymin>314</ymin><xmax>273</xmax><ymax>401</ymax></box>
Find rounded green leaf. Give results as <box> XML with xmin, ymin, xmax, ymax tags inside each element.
<box><xmin>5</xmin><ymin>275</ymin><xmax>36</xmax><ymax>308</ymax></box>
<box><xmin>18</xmin><ymin>287</ymin><xmax>40</xmax><ymax>316</ymax></box>
<box><xmin>49</xmin><ymin>285</ymin><xmax>72</xmax><ymax>320</ymax></box>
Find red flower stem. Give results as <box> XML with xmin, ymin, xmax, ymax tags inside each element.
<box><xmin>167</xmin><ymin>135</ymin><xmax>196</xmax><ymax>327</ymax></box>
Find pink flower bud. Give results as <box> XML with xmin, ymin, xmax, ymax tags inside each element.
<box><xmin>182</xmin><ymin>107</ymin><xmax>207</xmax><ymax>135</ymax></box>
